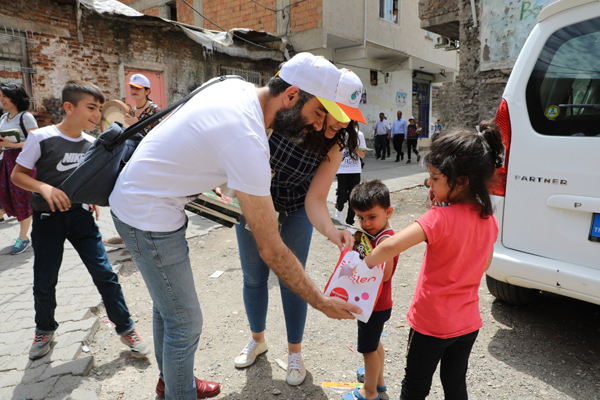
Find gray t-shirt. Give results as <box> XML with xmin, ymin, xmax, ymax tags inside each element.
<box><xmin>16</xmin><ymin>125</ymin><xmax>94</xmax><ymax>211</ymax></box>
<box><xmin>0</xmin><ymin>112</ymin><xmax>38</xmax><ymax>159</ymax></box>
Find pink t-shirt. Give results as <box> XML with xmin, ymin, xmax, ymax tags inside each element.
<box><xmin>408</xmin><ymin>203</ymin><xmax>498</xmax><ymax>338</ymax></box>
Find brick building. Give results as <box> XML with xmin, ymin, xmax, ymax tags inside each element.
<box><xmin>119</xmin><ymin>0</ymin><xmax>460</xmax><ymax>140</ymax></box>
<box><xmin>0</xmin><ymin>0</ymin><xmax>284</xmax><ymax>128</ymax></box>
<box><xmin>419</xmin><ymin>0</ymin><xmax>553</xmax><ymax>131</ymax></box>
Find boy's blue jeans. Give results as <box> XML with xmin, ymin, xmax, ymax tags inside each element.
<box><xmin>113</xmin><ymin>212</ymin><xmax>202</xmax><ymax>400</ymax></box>
<box><xmin>235</xmin><ymin>206</ymin><xmax>313</xmax><ymax>344</ymax></box>
<box><xmin>31</xmin><ymin>207</ymin><xmax>134</xmax><ymax>335</ymax></box>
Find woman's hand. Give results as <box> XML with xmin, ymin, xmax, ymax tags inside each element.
<box><xmin>124</xmin><ymin>114</ymin><xmax>139</xmax><ymax>126</ymax></box>
<box><xmin>0</xmin><ymin>137</ymin><xmax>17</xmax><ymax>148</ymax></box>
<box><xmin>326</xmin><ymin>227</ymin><xmax>354</xmax><ymax>251</ymax></box>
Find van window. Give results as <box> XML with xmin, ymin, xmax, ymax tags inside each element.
<box><xmin>526</xmin><ymin>17</ymin><xmax>600</xmax><ymax>137</ymax></box>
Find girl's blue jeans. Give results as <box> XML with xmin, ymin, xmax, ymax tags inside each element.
<box><xmin>235</xmin><ymin>206</ymin><xmax>313</xmax><ymax>344</ymax></box>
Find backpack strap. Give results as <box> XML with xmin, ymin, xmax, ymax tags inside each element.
<box><xmin>19</xmin><ymin>112</ymin><xmax>28</xmax><ymax>139</ymax></box>
<box><xmin>106</xmin><ymin>75</ymin><xmax>245</xmax><ymax>151</ymax></box>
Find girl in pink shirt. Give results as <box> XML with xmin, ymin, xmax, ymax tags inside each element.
<box><xmin>363</xmin><ymin>121</ymin><xmax>504</xmax><ymax>400</ymax></box>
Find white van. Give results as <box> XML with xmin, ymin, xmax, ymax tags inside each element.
<box><xmin>486</xmin><ymin>0</ymin><xmax>600</xmax><ymax>306</ymax></box>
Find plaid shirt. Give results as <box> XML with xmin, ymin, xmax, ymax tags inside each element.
<box><xmin>269</xmin><ymin>131</ymin><xmax>327</xmax><ymax>214</ymax></box>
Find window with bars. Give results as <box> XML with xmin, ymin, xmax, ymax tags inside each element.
<box><xmin>0</xmin><ymin>28</ymin><xmax>37</xmax><ymax>109</ymax></box>
<box><xmin>219</xmin><ymin>67</ymin><xmax>262</xmax><ymax>85</ymax></box>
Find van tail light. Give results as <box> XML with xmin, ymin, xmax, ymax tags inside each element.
<box><xmin>489</xmin><ymin>98</ymin><xmax>511</xmax><ymax>197</ymax></box>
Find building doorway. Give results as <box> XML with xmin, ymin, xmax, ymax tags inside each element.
<box><xmin>412</xmin><ymin>81</ymin><xmax>430</xmax><ymax>137</ymax></box>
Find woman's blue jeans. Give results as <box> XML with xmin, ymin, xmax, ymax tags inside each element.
<box><xmin>113</xmin><ymin>213</ymin><xmax>202</xmax><ymax>400</ymax></box>
<box><xmin>235</xmin><ymin>206</ymin><xmax>313</xmax><ymax>345</ymax></box>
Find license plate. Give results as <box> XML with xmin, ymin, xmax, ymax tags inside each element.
<box><xmin>589</xmin><ymin>213</ymin><xmax>600</xmax><ymax>242</ymax></box>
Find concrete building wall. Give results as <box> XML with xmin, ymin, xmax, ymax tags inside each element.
<box><xmin>419</xmin><ymin>0</ymin><xmax>552</xmax><ymax>132</ymax></box>
<box><xmin>1</xmin><ymin>0</ymin><xmax>277</xmax><ymax>128</ymax></box>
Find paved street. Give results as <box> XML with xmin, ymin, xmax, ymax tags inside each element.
<box><xmin>0</xmin><ymin>151</ymin><xmax>428</xmax><ymax>399</ymax></box>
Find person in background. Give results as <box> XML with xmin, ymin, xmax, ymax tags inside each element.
<box><xmin>392</xmin><ymin>8</ymin><xmax>399</xmax><ymax>24</ymax></box>
<box><xmin>124</xmin><ymin>73</ymin><xmax>162</xmax><ymax>136</ymax></box>
<box><xmin>0</xmin><ymin>102</ymin><xmax>4</xmax><ymax>223</ymax></box>
<box><xmin>374</xmin><ymin>113</ymin><xmax>390</xmax><ymax>160</ymax></box>
<box><xmin>103</xmin><ymin>73</ymin><xmax>163</xmax><ymax>248</ymax></box>
<box><xmin>0</xmin><ymin>83</ymin><xmax>38</xmax><ymax>254</ymax></box>
<box><xmin>335</xmin><ymin>121</ymin><xmax>367</xmax><ymax>226</ymax></box>
<box><xmin>431</xmin><ymin>118</ymin><xmax>443</xmax><ymax>143</ymax></box>
<box><xmin>390</xmin><ymin>110</ymin><xmax>407</xmax><ymax>162</ymax></box>
<box><xmin>405</xmin><ymin>116</ymin><xmax>421</xmax><ymax>164</ymax></box>
<box><xmin>362</xmin><ymin>122</ymin><xmax>504</xmax><ymax>400</ymax></box>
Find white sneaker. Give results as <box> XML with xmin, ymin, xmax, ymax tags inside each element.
<box><xmin>334</xmin><ymin>209</ymin><xmax>344</xmax><ymax>224</ymax></box>
<box><xmin>286</xmin><ymin>352</ymin><xmax>306</xmax><ymax>386</ymax></box>
<box><xmin>234</xmin><ymin>338</ymin><xmax>268</xmax><ymax>368</ymax></box>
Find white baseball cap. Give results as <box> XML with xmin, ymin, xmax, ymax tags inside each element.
<box><xmin>409</xmin><ymin>116</ymin><xmax>415</xmax><ymax>120</ymax></box>
<box><xmin>335</xmin><ymin>69</ymin><xmax>366</xmax><ymax>124</ymax></box>
<box><xmin>127</xmin><ymin>74</ymin><xmax>150</xmax><ymax>89</ymax></box>
<box><xmin>278</xmin><ymin>53</ymin><xmax>350</xmax><ymax>123</ymax></box>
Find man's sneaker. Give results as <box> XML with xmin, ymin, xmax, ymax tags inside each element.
<box><xmin>406</xmin><ymin>159</ymin><xmax>412</xmax><ymax>164</ymax></box>
<box><xmin>0</xmin><ymin>216</ymin><xmax>5</xmax><ymax>224</ymax></box>
<box><xmin>286</xmin><ymin>352</ymin><xmax>306</xmax><ymax>386</ymax></box>
<box><xmin>11</xmin><ymin>237</ymin><xmax>30</xmax><ymax>255</ymax></box>
<box><xmin>120</xmin><ymin>329</ymin><xmax>150</xmax><ymax>358</ymax></box>
<box><xmin>29</xmin><ymin>331</ymin><xmax>55</xmax><ymax>360</ymax></box>
<box><xmin>234</xmin><ymin>338</ymin><xmax>267</xmax><ymax>368</ymax></box>
<box><xmin>156</xmin><ymin>376</ymin><xmax>220</xmax><ymax>398</ymax></box>
<box><xmin>417</xmin><ymin>154</ymin><xmax>421</xmax><ymax>162</ymax></box>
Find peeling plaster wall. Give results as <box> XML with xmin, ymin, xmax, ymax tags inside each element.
<box><xmin>1</xmin><ymin>0</ymin><xmax>277</xmax><ymax>128</ymax></box>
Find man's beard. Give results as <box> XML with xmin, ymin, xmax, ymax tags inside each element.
<box><xmin>271</xmin><ymin>100</ymin><xmax>313</xmax><ymax>144</ymax></box>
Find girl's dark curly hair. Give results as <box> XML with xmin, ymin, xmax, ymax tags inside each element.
<box><xmin>0</xmin><ymin>83</ymin><xmax>30</xmax><ymax>112</ymax></box>
<box><xmin>298</xmin><ymin>118</ymin><xmax>359</xmax><ymax>160</ymax></box>
<box><xmin>423</xmin><ymin>120</ymin><xmax>504</xmax><ymax>218</ymax></box>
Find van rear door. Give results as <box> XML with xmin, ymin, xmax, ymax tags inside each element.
<box><xmin>501</xmin><ymin>12</ymin><xmax>600</xmax><ymax>275</ymax></box>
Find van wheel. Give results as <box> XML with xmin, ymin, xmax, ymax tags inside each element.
<box><xmin>486</xmin><ymin>275</ymin><xmax>539</xmax><ymax>306</ymax></box>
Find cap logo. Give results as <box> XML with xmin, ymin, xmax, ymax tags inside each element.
<box><xmin>349</xmin><ymin>89</ymin><xmax>361</xmax><ymax>105</ymax></box>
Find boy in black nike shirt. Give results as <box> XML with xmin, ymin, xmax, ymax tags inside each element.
<box><xmin>11</xmin><ymin>81</ymin><xmax>149</xmax><ymax>360</ymax></box>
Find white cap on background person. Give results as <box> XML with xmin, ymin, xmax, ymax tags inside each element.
<box><xmin>409</xmin><ymin>116</ymin><xmax>415</xmax><ymax>120</ymax></box>
<box><xmin>334</xmin><ymin>68</ymin><xmax>366</xmax><ymax>124</ymax></box>
<box><xmin>127</xmin><ymin>74</ymin><xmax>151</xmax><ymax>89</ymax></box>
<box><xmin>277</xmin><ymin>53</ymin><xmax>349</xmax><ymax>123</ymax></box>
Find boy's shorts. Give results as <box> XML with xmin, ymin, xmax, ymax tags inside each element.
<box><xmin>357</xmin><ymin>308</ymin><xmax>392</xmax><ymax>354</ymax></box>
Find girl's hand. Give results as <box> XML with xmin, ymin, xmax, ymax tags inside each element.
<box><xmin>0</xmin><ymin>137</ymin><xmax>16</xmax><ymax>148</ymax></box>
<box><xmin>327</xmin><ymin>227</ymin><xmax>354</xmax><ymax>251</ymax></box>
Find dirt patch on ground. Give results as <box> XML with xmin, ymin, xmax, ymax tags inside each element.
<box><xmin>87</xmin><ymin>186</ymin><xmax>600</xmax><ymax>400</ymax></box>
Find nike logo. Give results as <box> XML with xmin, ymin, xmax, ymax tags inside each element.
<box><xmin>56</xmin><ymin>153</ymin><xmax>85</xmax><ymax>172</ymax></box>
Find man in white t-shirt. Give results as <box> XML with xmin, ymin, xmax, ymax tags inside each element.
<box><xmin>109</xmin><ymin>53</ymin><xmax>361</xmax><ymax>400</ymax></box>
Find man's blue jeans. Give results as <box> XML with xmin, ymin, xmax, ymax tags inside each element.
<box><xmin>32</xmin><ymin>207</ymin><xmax>134</xmax><ymax>335</ymax></box>
<box><xmin>235</xmin><ymin>206</ymin><xmax>313</xmax><ymax>344</ymax></box>
<box><xmin>113</xmin><ymin>213</ymin><xmax>202</xmax><ymax>400</ymax></box>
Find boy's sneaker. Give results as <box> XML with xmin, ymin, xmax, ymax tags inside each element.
<box><xmin>11</xmin><ymin>237</ymin><xmax>31</xmax><ymax>255</ymax></box>
<box><xmin>286</xmin><ymin>352</ymin><xmax>306</xmax><ymax>386</ymax></box>
<box><xmin>29</xmin><ymin>331</ymin><xmax>55</xmax><ymax>360</ymax></box>
<box><xmin>234</xmin><ymin>338</ymin><xmax>267</xmax><ymax>368</ymax></box>
<box><xmin>334</xmin><ymin>209</ymin><xmax>345</xmax><ymax>225</ymax></box>
<box><xmin>120</xmin><ymin>329</ymin><xmax>150</xmax><ymax>358</ymax></box>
